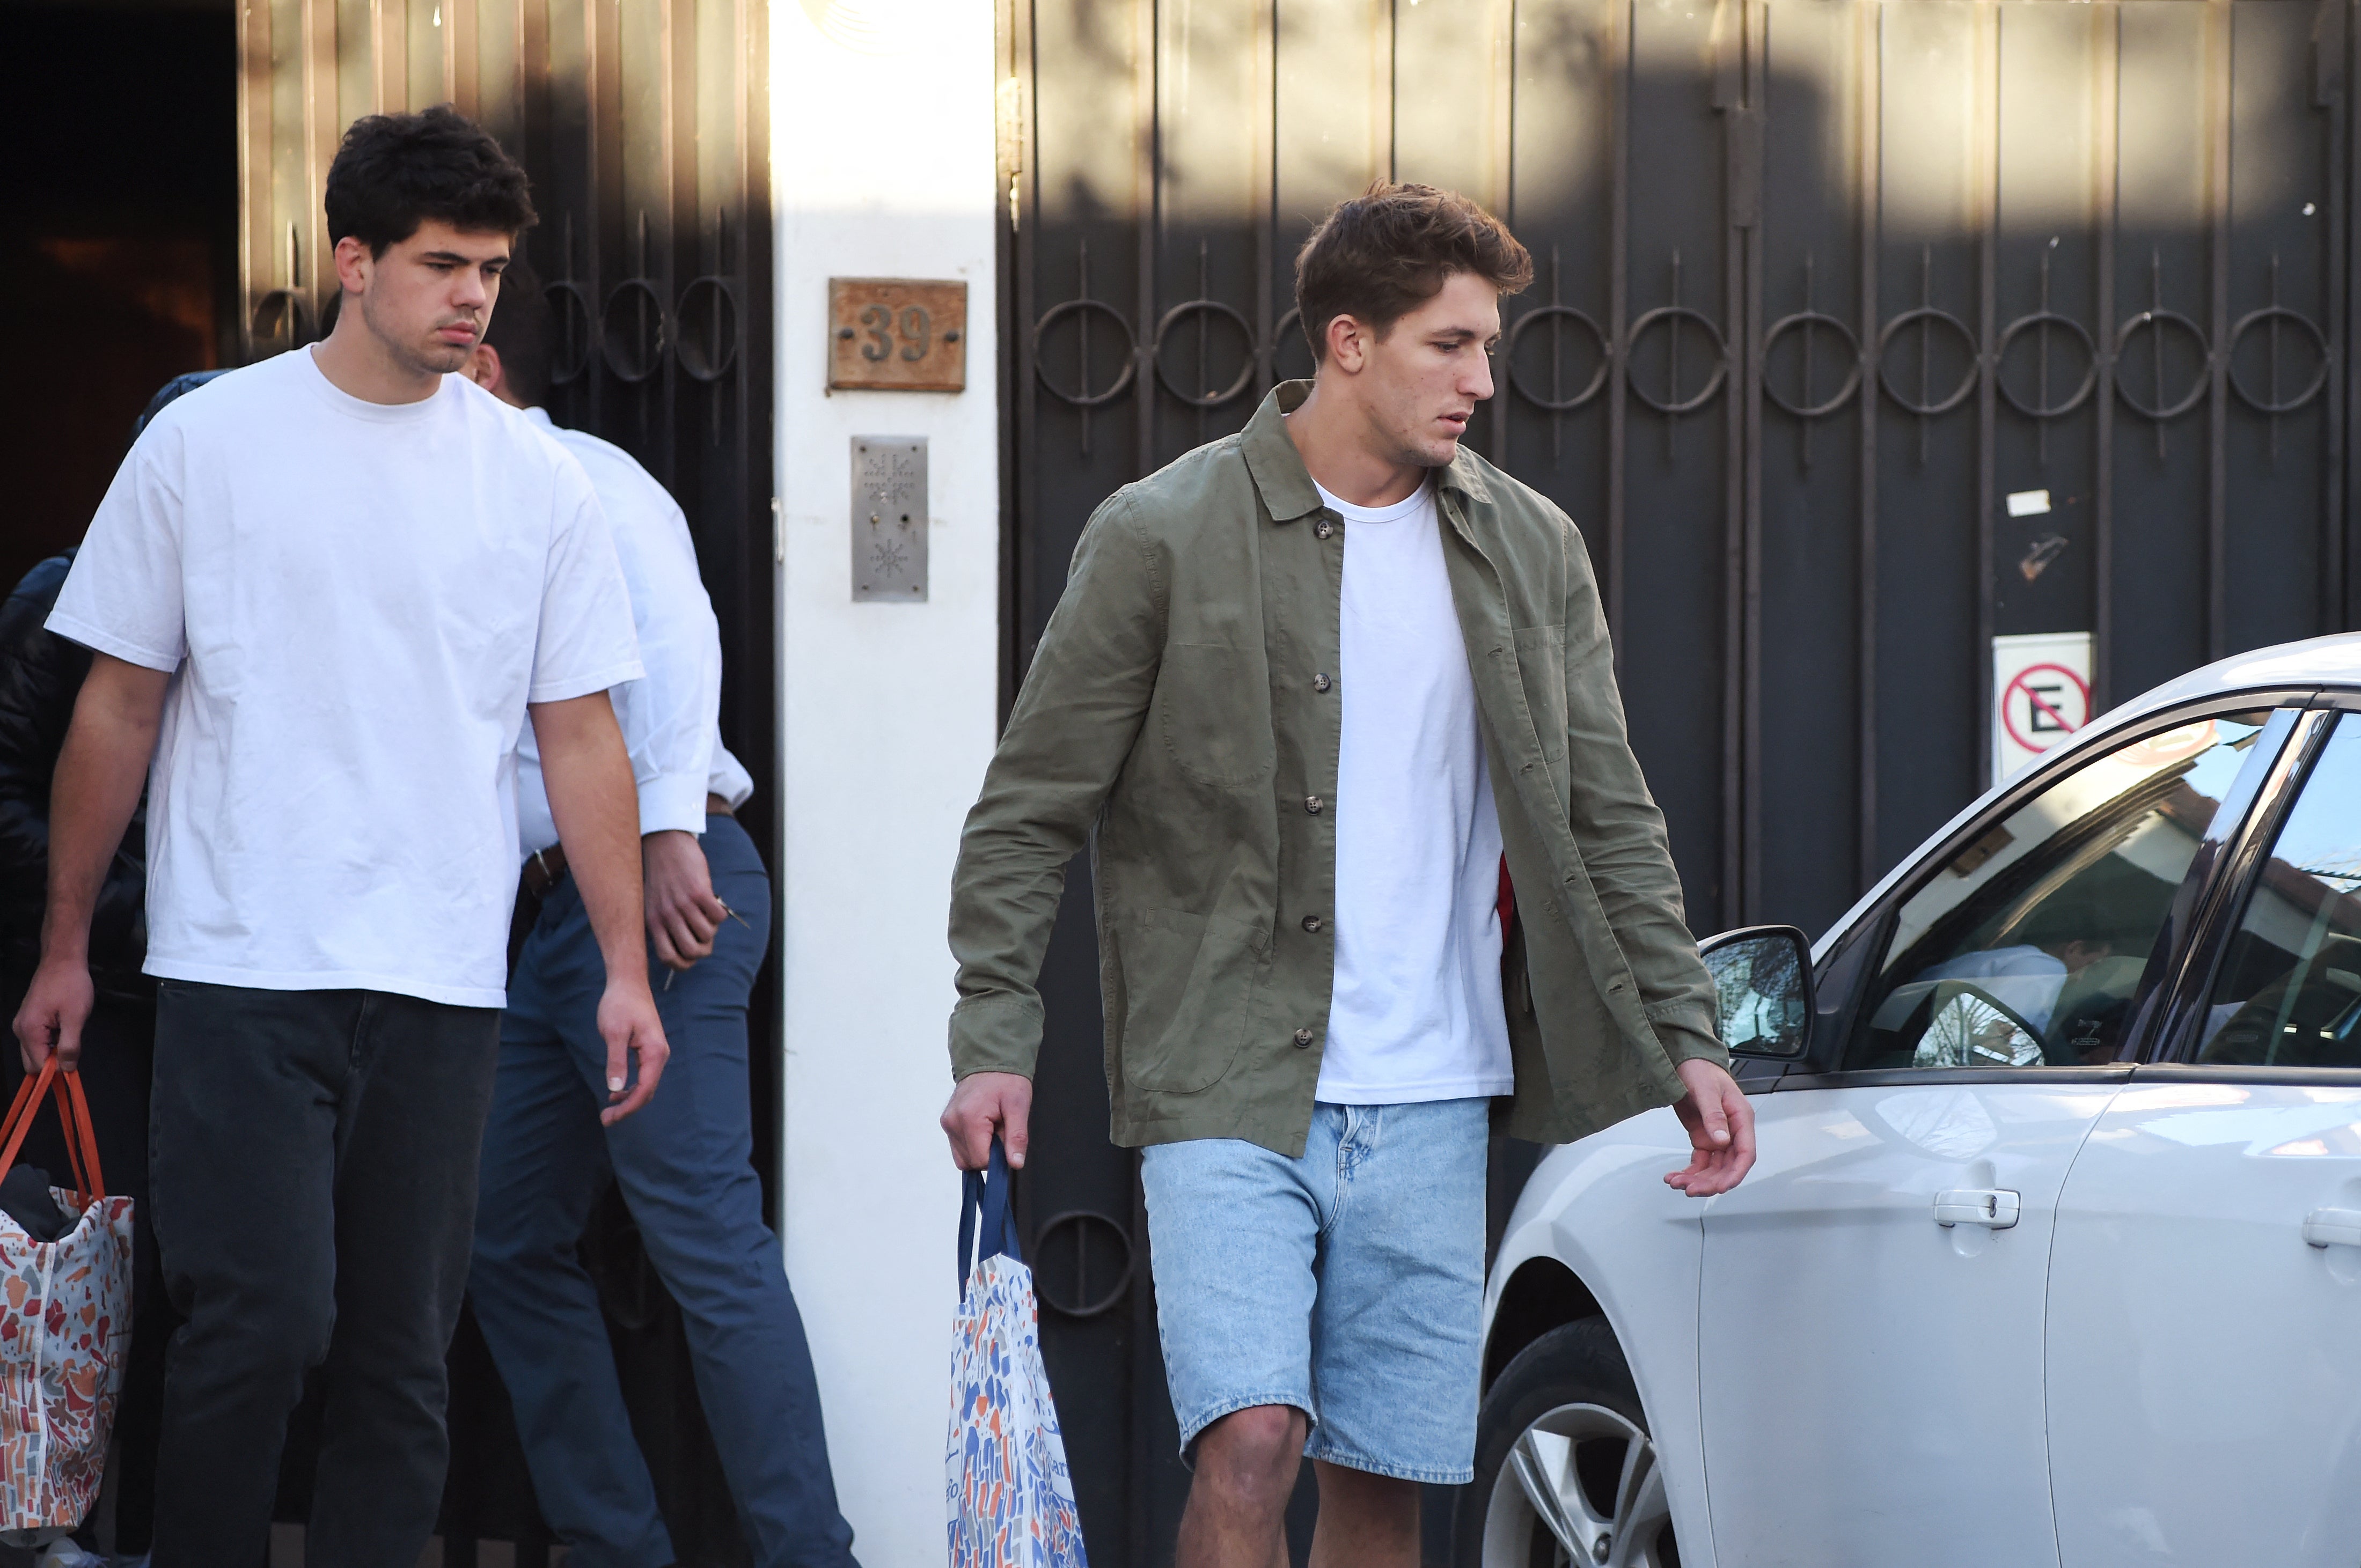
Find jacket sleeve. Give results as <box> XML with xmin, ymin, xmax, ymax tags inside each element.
<box><xmin>947</xmin><ymin>491</ymin><xmax>1165</xmax><ymax>1080</ymax></box>
<box><xmin>1558</xmin><ymin>516</ymin><xmax>1728</xmax><ymax>1070</ymax></box>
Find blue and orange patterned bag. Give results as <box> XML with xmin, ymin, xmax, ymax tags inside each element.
<box><xmin>0</xmin><ymin>1061</ymin><xmax>133</xmax><ymax>1547</ymax></box>
<box><xmin>946</xmin><ymin>1140</ymin><xmax>1087</xmax><ymax>1568</ymax></box>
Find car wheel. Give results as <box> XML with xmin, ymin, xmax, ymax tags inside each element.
<box><xmin>1456</xmin><ymin>1319</ymin><xmax>1679</xmax><ymax>1568</ymax></box>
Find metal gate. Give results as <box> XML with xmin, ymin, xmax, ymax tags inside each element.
<box><xmin>998</xmin><ymin>0</ymin><xmax>2358</xmax><ymax>1557</ymax></box>
<box><xmin>237</xmin><ymin>3</ymin><xmax>772</xmax><ymax>1559</ymax></box>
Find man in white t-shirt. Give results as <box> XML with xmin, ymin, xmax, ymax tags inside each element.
<box><xmin>12</xmin><ymin>107</ymin><xmax>662</xmax><ymax>1566</ymax></box>
<box><xmin>940</xmin><ymin>185</ymin><xmax>1754</xmax><ymax>1563</ymax></box>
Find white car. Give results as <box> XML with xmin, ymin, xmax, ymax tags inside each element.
<box><xmin>1463</xmin><ymin>633</ymin><xmax>2361</xmax><ymax>1568</ymax></box>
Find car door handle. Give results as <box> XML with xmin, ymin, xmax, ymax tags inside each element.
<box><xmin>1934</xmin><ymin>1189</ymin><xmax>2021</xmax><ymax>1230</ymax></box>
<box><xmin>2303</xmin><ymin>1208</ymin><xmax>2361</xmax><ymax>1248</ymax></box>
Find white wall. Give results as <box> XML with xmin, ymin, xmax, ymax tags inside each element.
<box><xmin>771</xmin><ymin>1</ymin><xmax>998</xmax><ymax>1559</ymax></box>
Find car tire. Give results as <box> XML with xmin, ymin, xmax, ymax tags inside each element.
<box><xmin>1454</xmin><ymin>1318</ymin><xmax>1680</xmax><ymax>1568</ymax></box>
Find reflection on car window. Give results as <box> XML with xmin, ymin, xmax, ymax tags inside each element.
<box><xmin>1846</xmin><ymin>711</ymin><xmax>2272</xmax><ymax>1072</ymax></box>
<box><xmin>2201</xmin><ymin>716</ymin><xmax>2361</xmax><ymax>1069</ymax></box>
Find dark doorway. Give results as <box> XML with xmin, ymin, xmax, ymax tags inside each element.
<box><xmin>0</xmin><ymin>0</ymin><xmax>238</xmax><ymax>597</ymax></box>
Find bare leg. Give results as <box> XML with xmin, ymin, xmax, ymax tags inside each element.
<box><xmin>1307</xmin><ymin>1459</ymin><xmax>1419</xmax><ymax>1568</ymax></box>
<box><xmin>1176</xmin><ymin>1404</ymin><xmax>1308</xmax><ymax>1568</ymax></box>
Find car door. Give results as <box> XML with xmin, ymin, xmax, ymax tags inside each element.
<box><xmin>2047</xmin><ymin>702</ymin><xmax>2361</xmax><ymax>1567</ymax></box>
<box><xmin>1698</xmin><ymin>703</ymin><xmax>2291</xmax><ymax>1568</ymax></box>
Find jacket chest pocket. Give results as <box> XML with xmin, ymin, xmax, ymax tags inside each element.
<box><xmin>1512</xmin><ymin>624</ymin><xmax>1568</xmax><ymax>761</ymax></box>
<box><xmin>1155</xmin><ymin>643</ymin><xmax>1277</xmax><ymax>789</ymax></box>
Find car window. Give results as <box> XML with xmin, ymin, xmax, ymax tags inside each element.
<box><xmin>1845</xmin><ymin>710</ymin><xmax>2275</xmax><ymax>1071</ymax></box>
<box><xmin>2197</xmin><ymin>715</ymin><xmax>2361</xmax><ymax>1068</ymax></box>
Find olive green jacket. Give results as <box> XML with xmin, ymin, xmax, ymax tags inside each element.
<box><xmin>948</xmin><ymin>382</ymin><xmax>1727</xmax><ymax>1156</ymax></box>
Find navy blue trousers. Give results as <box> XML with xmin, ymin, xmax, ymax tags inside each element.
<box><xmin>468</xmin><ymin>815</ymin><xmax>858</xmax><ymax>1568</ymax></box>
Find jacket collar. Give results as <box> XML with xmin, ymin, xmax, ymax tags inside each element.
<box><xmin>1242</xmin><ymin>380</ymin><xmax>1496</xmax><ymax>522</ymax></box>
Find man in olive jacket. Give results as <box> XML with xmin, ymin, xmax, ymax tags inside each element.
<box><xmin>941</xmin><ymin>185</ymin><xmax>1755</xmax><ymax>1565</ymax></box>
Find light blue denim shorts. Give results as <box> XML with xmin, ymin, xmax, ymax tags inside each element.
<box><xmin>1138</xmin><ymin>1098</ymin><xmax>1491</xmax><ymax>1484</ymax></box>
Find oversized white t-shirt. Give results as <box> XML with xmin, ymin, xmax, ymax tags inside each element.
<box><xmin>48</xmin><ymin>349</ymin><xmax>642</xmax><ymax>1008</ymax></box>
<box><xmin>512</xmin><ymin>409</ymin><xmax>753</xmax><ymax>858</ymax></box>
<box><xmin>1314</xmin><ymin>477</ymin><xmax>1516</xmax><ymax>1103</ymax></box>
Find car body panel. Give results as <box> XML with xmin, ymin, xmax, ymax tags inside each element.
<box><xmin>1697</xmin><ymin>1081</ymin><xmax>2118</xmax><ymax>1567</ymax></box>
<box><xmin>2047</xmin><ymin>1080</ymin><xmax>2361</xmax><ymax>1566</ymax></box>
<box><xmin>1484</xmin><ymin>1107</ymin><xmax>1717</xmax><ymax>1567</ymax></box>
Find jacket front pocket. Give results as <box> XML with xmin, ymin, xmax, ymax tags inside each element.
<box><xmin>1155</xmin><ymin>643</ymin><xmax>1276</xmax><ymax>789</ymax></box>
<box><xmin>1106</xmin><ymin>906</ymin><xmax>1271</xmax><ymax>1092</ymax></box>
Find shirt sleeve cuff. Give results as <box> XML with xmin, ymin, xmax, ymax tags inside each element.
<box><xmin>41</xmin><ymin>613</ymin><xmax>180</xmax><ymax>674</ymax></box>
<box><xmin>948</xmin><ymin>996</ymin><xmax>1044</xmax><ymax>1080</ymax></box>
<box><xmin>638</xmin><ymin>772</ymin><xmax>714</xmax><ymax>837</ymax></box>
<box><xmin>528</xmin><ymin>658</ymin><xmax>646</xmax><ymax>705</ymax></box>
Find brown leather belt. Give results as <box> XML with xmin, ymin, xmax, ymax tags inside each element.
<box><xmin>519</xmin><ymin>794</ymin><xmax>735</xmax><ymax>900</ymax></box>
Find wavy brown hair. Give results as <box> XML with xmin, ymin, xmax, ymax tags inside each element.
<box><xmin>1294</xmin><ymin>182</ymin><xmax>1533</xmax><ymax>363</ymax></box>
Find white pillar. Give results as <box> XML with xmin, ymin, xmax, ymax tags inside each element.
<box><xmin>771</xmin><ymin>2</ymin><xmax>998</xmax><ymax>1558</ymax></box>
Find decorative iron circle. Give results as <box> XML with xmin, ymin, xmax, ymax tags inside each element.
<box><xmin>1271</xmin><ymin>306</ymin><xmax>1316</xmax><ymax>381</ymax></box>
<box><xmin>1624</xmin><ymin>305</ymin><xmax>1729</xmax><ymax>415</ymax></box>
<box><xmin>673</xmin><ymin>276</ymin><xmax>740</xmax><ymax>384</ymax></box>
<box><xmin>2226</xmin><ymin>305</ymin><xmax>2330</xmax><ymax>414</ymax></box>
<box><xmin>1152</xmin><ymin>298</ymin><xmax>1257</xmax><ymax>408</ymax></box>
<box><xmin>2113</xmin><ymin>309</ymin><xmax>2210</xmax><ymax>421</ymax></box>
<box><xmin>600</xmin><ymin>278</ymin><xmax>671</xmax><ymax>384</ymax></box>
<box><xmin>1994</xmin><ymin>311</ymin><xmax>2099</xmax><ymax>419</ymax></box>
<box><xmin>546</xmin><ymin>281</ymin><xmax>598</xmax><ymax>386</ymax></box>
<box><xmin>1877</xmin><ymin>307</ymin><xmax>1981</xmax><ymax>417</ymax></box>
<box><xmin>1032</xmin><ymin>298</ymin><xmax>1139</xmax><ymax>407</ymax></box>
<box><xmin>1030</xmin><ymin>1209</ymin><xmax>1134</xmax><ymax>1319</ymax></box>
<box><xmin>1759</xmin><ymin>309</ymin><xmax>1863</xmax><ymax>418</ymax></box>
<box><xmin>249</xmin><ymin>289</ymin><xmax>311</xmax><ymax>351</ymax></box>
<box><xmin>1505</xmin><ymin>305</ymin><xmax>1612</xmax><ymax>412</ymax></box>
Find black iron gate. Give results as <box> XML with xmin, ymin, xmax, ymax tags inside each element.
<box><xmin>998</xmin><ymin>0</ymin><xmax>2359</xmax><ymax>1558</ymax></box>
<box><xmin>239</xmin><ymin>3</ymin><xmax>772</xmax><ymax>1560</ymax></box>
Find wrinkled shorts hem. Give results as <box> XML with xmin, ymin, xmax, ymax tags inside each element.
<box><xmin>1300</xmin><ymin>1437</ymin><xmax>1473</xmax><ymax>1486</ymax></box>
<box><xmin>1173</xmin><ymin>1390</ymin><xmax>1315</xmax><ymax>1463</ymax></box>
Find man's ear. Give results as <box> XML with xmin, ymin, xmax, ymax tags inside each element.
<box><xmin>1325</xmin><ymin>312</ymin><xmax>1372</xmax><ymax>373</ymax></box>
<box><xmin>331</xmin><ymin>235</ymin><xmax>373</xmax><ymax>302</ymax></box>
<box><xmin>464</xmin><ymin>344</ymin><xmax>504</xmax><ymax>393</ymax></box>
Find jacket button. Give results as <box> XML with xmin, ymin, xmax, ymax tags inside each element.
<box><xmin>1302</xmin><ymin>915</ymin><xmax>1323</xmax><ymax>933</ymax></box>
<box><xmin>1314</xmin><ymin>520</ymin><xmax>1336</xmax><ymax>540</ymax></box>
<box><xmin>1304</xmin><ymin>794</ymin><xmax>1324</xmax><ymax>814</ymax></box>
<box><xmin>1313</xmin><ymin>672</ymin><xmax>1333</xmax><ymax>693</ymax></box>
<box><xmin>1293</xmin><ymin>1028</ymin><xmax>1316</xmax><ymax>1048</ymax></box>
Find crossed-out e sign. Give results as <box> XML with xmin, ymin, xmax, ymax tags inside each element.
<box><xmin>1992</xmin><ymin>631</ymin><xmax>2093</xmax><ymax>787</ymax></box>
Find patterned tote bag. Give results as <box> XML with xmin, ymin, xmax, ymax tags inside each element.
<box><xmin>946</xmin><ymin>1139</ymin><xmax>1087</xmax><ymax>1567</ymax></box>
<box><xmin>0</xmin><ymin>1061</ymin><xmax>134</xmax><ymax>1545</ymax></box>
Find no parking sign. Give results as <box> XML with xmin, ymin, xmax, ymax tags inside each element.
<box><xmin>1992</xmin><ymin>631</ymin><xmax>2093</xmax><ymax>786</ymax></box>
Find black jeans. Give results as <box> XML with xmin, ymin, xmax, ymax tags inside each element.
<box><xmin>147</xmin><ymin>982</ymin><xmax>499</xmax><ymax>1568</ymax></box>
<box><xmin>0</xmin><ymin>976</ymin><xmax>166</xmax><ymax>1555</ymax></box>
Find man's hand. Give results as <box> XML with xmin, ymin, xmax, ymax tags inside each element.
<box><xmin>940</xmin><ymin>1071</ymin><xmax>1032</xmax><ymax>1171</ymax></box>
<box><xmin>644</xmin><ymin>829</ymin><xmax>726</xmax><ymax>971</ymax></box>
<box><xmin>13</xmin><ymin>959</ymin><xmax>93</xmax><ymax>1073</ymax></box>
<box><xmin>1665</xmin><ymin>1057</ymin><xmax>1756</xmax><ymax>1197</ymax></box>
<box><xmin>596</xmin><ymin>978</ymin><xmax>670</xmax><ymax>1124</ymax></box>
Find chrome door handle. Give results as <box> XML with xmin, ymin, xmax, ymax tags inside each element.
<box><xmin>2303</xmin><ymin>1208</ymin><xmax>2361</xmax><ymax>1248</ymax></box>
<box><xmin>1934</xmin><ymin>1189</ymin><xmax>2021</xmax><ymax>1230</ymax></box>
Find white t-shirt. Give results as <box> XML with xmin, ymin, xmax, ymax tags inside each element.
<box><xmin>514</xmin><ymin>409</ymin><xmax>753</xmax><ymax>858</ymax></box>
<box><xmin>1314</xmin><ymin>477</ymin><xmax>1515</xmax><ymax>1103</ymax></box>
<box><xmin>49</xmin><ymin>349</ymin><xmax>642</xmax><ymax>1008</ymax></box>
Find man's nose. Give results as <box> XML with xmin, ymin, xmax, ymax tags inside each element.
<box><xmin>452</xmin><ymin>267</ymin><xmax>491</xmax><ymax>307</ymax></box>
<box><xmin>1465</xmin><ymin>350</ymin><xmax>1495</xmax><ymax>403</ymax></box>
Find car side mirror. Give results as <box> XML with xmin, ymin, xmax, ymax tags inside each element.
<box><xmin>1699</xmin><ymin>924</ymin><xmax>1815</xmax><ymax>1060</ymax></box>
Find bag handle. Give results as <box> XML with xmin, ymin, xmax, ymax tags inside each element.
<box><xmin>0</xmin><ymin>1059</ymin><xmax>106</xmax><ymax>1204</ymax></box>
<box><xmin>956</xmin><ymin>1137</ymin><xmax>1024</xmax><ymax>1294</ymax></box>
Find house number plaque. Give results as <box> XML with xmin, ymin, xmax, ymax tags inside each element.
<box><xmin>828</xmin><ymin>277</ymin><xmax>967</xmax><ymax>392</ymax></box>
<box><xmin>850</xmin><ymin>436</ymin><xmax>928</xmax><ymax>602</ymax></box>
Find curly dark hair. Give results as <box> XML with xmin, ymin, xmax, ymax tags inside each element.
<box><xmin>1294</xmin><ymin>182</ymin><xmax>1533</xmax><ymax>363</ymax></box>
<box><xmin>479</xmin><ymin>257</ymin><xmax>553</xmax><ymax>406</ymax></box>
<box><xmin>325</xmin><ymin>104</ymin><xmax>537</xmax><ymax>257</ymax></box>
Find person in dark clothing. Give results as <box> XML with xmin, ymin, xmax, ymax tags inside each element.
<box><xmin>0</xmin><ymin>369</ymin><xmax>223</xmax><ymax>1562</ymax></box>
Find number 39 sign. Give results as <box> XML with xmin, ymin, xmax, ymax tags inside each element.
<box><xmin>828</xmin><ymin>277</ymin><xmax>967</xmax><ymax>393</ymax></box>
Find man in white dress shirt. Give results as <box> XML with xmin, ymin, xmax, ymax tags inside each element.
<box><xmin>459</xmin><ymin>267</ymin><xmax>861</xmax><ymax>1568</ymax></box>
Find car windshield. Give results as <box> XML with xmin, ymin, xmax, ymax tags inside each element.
<box><xmin>1845</xmin><ymin>711</ymin><xmax>2273</xmax><ymax>1071</ymax></box>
